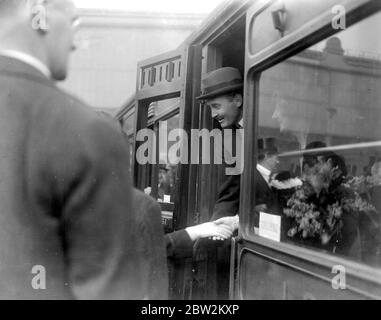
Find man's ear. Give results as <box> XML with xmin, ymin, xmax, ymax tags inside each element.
<box><xmin>233</xmin><ymin>94</ymin><xmax>243</xmax><ymax>108</ymax></box>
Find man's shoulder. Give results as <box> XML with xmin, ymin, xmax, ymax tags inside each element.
<box><xmin>41</xmin><ymin>85</ymin><xmax>98</xmax><ymax>122</ymax></box>
<box><xmin>133</xmin><ymin>188</ymin><xmax>161</xmax><ymax>213</ymax></box>
<box><xmin>28</xmin><ymin>85</ymin><xmax>129</xmax><ymax>170</ymax></box>
<box><xmin>38</xmin><ymin>86</ymin><xmax>122</xmax><ymax>142</ymax></box>
<box><xmin>1</xmin><ymin>64</ymin><xmax>122</xmax><ymax>143</ymax></box>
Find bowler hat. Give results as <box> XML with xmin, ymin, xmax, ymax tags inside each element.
<box><xmin>197</xmin><ymin>67</ymin><xmax>243</xmax><ymax>100</ymax></box>
<box><xmin>258</xmin><ymin>138</ymin><xmax>278</xmax><ymax>154</ymax></box>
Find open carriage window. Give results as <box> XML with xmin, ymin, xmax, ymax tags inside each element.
<box><xmin>138</xmin><ymin>97</ymin><xmax>180</xmax><ymax>233</ymax></box>
<box><xmin>157</xmin><ymin>114</ymin><xmax>180</xmax><ymax>204</ymax></box>
<box><xmin>141</xmin><ymin>98</ymin><xmax>180</xmax><ymax>202</ymax></box>
<box><xmin>252</xmin><ymin>12</ymin><xmax>381</xmax><ymax>267</ymax></box>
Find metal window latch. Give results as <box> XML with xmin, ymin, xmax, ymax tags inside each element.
<box><xmin>272</xmin><ymin>1</ymin><xmax>287</xmax><ymax>37</ymax></box>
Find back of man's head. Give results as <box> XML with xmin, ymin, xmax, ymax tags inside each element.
<box><xmin>0</xmin><ymin>0</ymin><xmax>31</xmax><ymax>18</ymax></box>
<box><xmin>0</xmin><ymin>0</ymin><xmax>78</xmax><ymax>81</ymax></box>
<box><xmin>0</xmin><ymin>0</ymin><xmax>32</xmax><ymax>45</ymax></box>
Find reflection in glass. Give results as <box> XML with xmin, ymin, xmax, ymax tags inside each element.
<box><xmin>255</xmin><ymin>13</ymin><xmax>381</xmax><ymax>268</ymax></box>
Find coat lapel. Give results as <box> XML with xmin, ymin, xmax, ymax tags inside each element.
<box><xmin>0</xmin><ymin>55</ymin><xmax>53</xmax><ymax>87</ymax></box>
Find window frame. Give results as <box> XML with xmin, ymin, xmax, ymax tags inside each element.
<box><xmin>239</xmin><ymin>1</ymin><xmax>381</xmax><ymax>280</ymax></box>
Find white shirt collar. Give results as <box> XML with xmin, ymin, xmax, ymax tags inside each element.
<box><xmin>257</xmin><ymin>163</ymin><xmax>271</xmax><ymax>185</ymax></box>
<box><xmin>0</xmin><ymin>50</ymin><xmax>51</xmax><ymax>79</ymax></box>
<box><xmin>238</xmin><ymin>118</ymin><xmax>244</xmax><ymax>128</ymax></box>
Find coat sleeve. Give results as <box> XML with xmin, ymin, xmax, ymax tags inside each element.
<box><xmin>210</xmin><ymin>127</ymin><xmax>241</xmax><ymax>221</ymax></box>
<box><xmin>133</xmin><ymin>189</ymin><xmax>168</xmax><ymax>300</ymax></box>
<box><xmin>50</xmin><ymin>115</ymin><xmax>147</xmax><ymax>299</ymax></box>
<box><xmin>211</xmin><ymin>173</ymin><xmax>241</xmax><ymax>221</ymax></box>
<box><xmin>165</xmin><ymin>230</ymin><xmax>194</xmax><ymax>259</ymax></box>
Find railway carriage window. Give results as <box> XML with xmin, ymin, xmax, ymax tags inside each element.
<box><xmin>253</xmin><ymin>12</ymin><xmax>381</xmax><ymax>267</ymax></box>
<box><xmin>152</xmin><ymin>98</ymin><xmax>180</xmax><ymax>118</ymax></box>
<box><xmin>143</xmin><ymin>98</ymin><xmax>180</xmax><ymax>203</ymax></box>
<box><xmin>121</xmin><ymin>110</ymin><xmax>135</xmax><ymax>169</ymax></box>
<box><xmin>157</xmin><ymin>114</ymin><xmax>180</xmax><ymax>204</ymax></box>
<box><xmin>140</xmin><ymin>97</ymin><xmax>180</xmax><ymax>233</ymax></box>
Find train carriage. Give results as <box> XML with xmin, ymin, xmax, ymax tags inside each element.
<box><xmin>116</xmin><ymin>0</ymin><xmax>381</xmax><ymax>300</ymax></box>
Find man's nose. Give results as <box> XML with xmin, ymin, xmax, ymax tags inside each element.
<box><xmin>211</xmin><ymin>109</ymin><xmax>218</xmax><ymax>118</ymax></box>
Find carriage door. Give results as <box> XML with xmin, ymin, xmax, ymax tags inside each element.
<box><xmin>190</xmin><ymin>11</ymin><xmax>247</xmax><ymax>300</ymax></box>
<box><xmin>133</xmin><ymin>45</ymin><xmax>202</xmax><ymax>299</ymax></box>
<box><xmin>234</xmin><ymin>0</ymin><xmax>381</xmax><ymax>299</ymax></box>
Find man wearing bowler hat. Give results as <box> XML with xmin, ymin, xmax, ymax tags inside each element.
<box><xmin>197</xmin><ymin>68</ymin><xmax>281</xmax><ymax>222</ymax></box>
<box><xmin>197</xmin><ymin>67</ymin><xmax>244</xmax><ymax>130</ymax></box>
<box><xmin>197</xmin><ymin>67</ymin><xmax>244</xmax><ymax>224</ymax></box>
<box><xmin>195</xmin><ymin>67</ymin><xmax>244</xmax><ymax>299</ymax></box>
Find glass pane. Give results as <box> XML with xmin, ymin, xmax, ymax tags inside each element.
<box><xmin>121</xmin><ymin>111</ymin><xmax>135</xmax><ymax>170</ymax></box>
<box><xmin>127</xmin><ymin>134</ymin><xmax>134</xmax><ymax>170</ymax></box>
<box><xmin>253</xmin><ymin>12</ymin><xmax>381</xmax><ymax>267</ymax></box>
<box><xmin>122</xmin><ymin>110</ymin><xmax>135</xmax><ymax>136</ymax></box>
<box><xmin>141</xmin><ymin>111</ymin><xmax>180</xmax><ymax>209</ymax></box>
<box><xmin>148</xmin><ymin>97</ymin><xmax>180</xmax><ymax>120</ymax></box>
<box><xmin>157</xmin><ymin>115</ymin><xmax>180</xmax><ymax>204</ymax></box>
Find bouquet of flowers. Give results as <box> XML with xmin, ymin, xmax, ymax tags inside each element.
<box><xmin>282</xmin><ymin>168</ymin><xmax>377</xmax><ymax>245</ymax></box>
<box><xmin>343</xmin><ymin>175</ymin><xmax>381</xmax><ymax>195</ymax></box>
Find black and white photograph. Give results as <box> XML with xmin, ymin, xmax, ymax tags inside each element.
<box><xmin>0</xmin><ymin>0</ymin><xmax>380</xmax><ymax>304</ymax></box>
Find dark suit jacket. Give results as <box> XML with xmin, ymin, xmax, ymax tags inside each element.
<box><xmin>211</xmin><ymin>167</ymin><xmax>280</xmax><ymax>221</ymax></box>
<box><xmin>211</xmin><ymin>125</ymin><xmax>242</xmax><ymax>221</ymax></box>
<box><xmin>212</xmin><ymin>174</ymin><xmax>241</xmax><ymax>220</ymax></box>
<box><xmin>252</xmin><ymin>168</ymin><xmax>282</xmax><ymax>229</ymax></box>
<box><xmin>132</xmin><ymin>189</ymin><xmax>168</xmax><ymax>299</ymax></box>
<box><xmin>254</xmin><ymin>168</ymin><xmax>281</xmax><ymax>214</ymax></box>
<box><xmin>166</xmin><ymin>230</ymin><xmax>194</xmax><ymax>259</ymax></box>
<box><xmin>0</xmin><ymin>56</ymin><xmax>151</xmax><ymax>299</ymax></box>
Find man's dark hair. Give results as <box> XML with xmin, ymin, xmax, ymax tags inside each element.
<box><xmin>320</xmin><ymin>151</ymin><xmax>348</xmax><ymax>178</ymax></box>
<box><xmin>306</xmin><ymin>141</ymin><xmax>327</xmax><ymax>149</ymax></box>
<box><xmin>302</xmin><ymin>141</ymin><xmax>347</xmax><ymax>186</ymax></box>
<box><xmin>303</xmin><ymin>141</ymin><xmax>327</xmax><ymax>168</ymax></box>
<box><xmin>258</xmin><ymin>138</ymin><xmax>277</xmax><ymax>162</ymax></box>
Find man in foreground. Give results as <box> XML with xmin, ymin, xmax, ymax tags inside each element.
<box><xmin>0</xmin><ymin>0</ymin><xmax>160</xmax><ymax>299</ymax></box>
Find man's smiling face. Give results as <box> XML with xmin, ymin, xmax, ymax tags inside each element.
<box><xmin>206</xmin><ymin>94</ymin><xmax>242</xmax><ymax>129</ymax></box>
